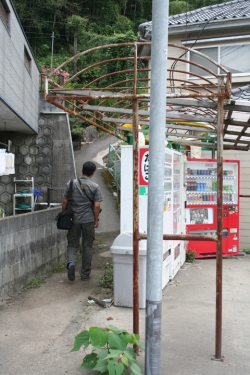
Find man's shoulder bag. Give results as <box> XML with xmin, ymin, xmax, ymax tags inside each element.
<box><xmin>55</xmin><ymin>180</ymin><xmax>74</xmax><ymax>230</ymax></box>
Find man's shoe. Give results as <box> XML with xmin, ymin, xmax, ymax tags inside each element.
<box><xmin>68</xmin><ymin>262</ymin><xmax>75</xmax><ymax>281</ymax></box>
<box><xmin>81</xmin><ymin>275</ymin><xmax>90</xmax><ymax>281</ymax></box>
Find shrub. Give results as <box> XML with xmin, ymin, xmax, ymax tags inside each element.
<box><xmin>186</xmin><ymin>249</ymin><xmax>196</xmax><ymax>263</ymax></box>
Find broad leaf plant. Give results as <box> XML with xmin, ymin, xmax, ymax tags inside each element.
<box><xmin>71</xmin><ymin>325</ymin><xmax>144</xmax><ymax>375</ymax></box>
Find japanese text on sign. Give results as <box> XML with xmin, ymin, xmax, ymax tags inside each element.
<box><xmin>140</xmin><ymin>149</ymin><xmax>149</xmax><ymax>185</ymax></box>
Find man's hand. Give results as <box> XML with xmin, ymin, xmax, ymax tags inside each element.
<box><xmin>62</xmin><ymin>198</ymin><xmax>68</xmax><ymax>211</ymax></box>
<box><xmin>94</xmin><ymin>202</ymin><xmax>101</xmax><ymax>227</ymax></box>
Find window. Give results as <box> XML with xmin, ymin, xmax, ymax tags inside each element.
<box><xmin>24</xmin><ymin>46</ymin><xmax>31</xmax><ymax>73</ymax></box>
<box><xmin>0</xmin><ymin>0</ymin><xmax>10</xmax><ymax>29</ymax></box>
<box><xmin>189</xmin><ymin>44</ymin><xmax>250</xmax><ymax>78</ymax></box>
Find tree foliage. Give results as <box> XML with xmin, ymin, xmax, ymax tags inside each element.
<box><xmin>12</xmin><ymin>0</ymin><xmax>227</xmax><ymax>68</ymax></box>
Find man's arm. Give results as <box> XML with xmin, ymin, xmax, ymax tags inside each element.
<box><xmin>94</xmin><ymin>201</ymin><xmax>101</xmax><ymax>228</ymax></box>
<box><xmin>62</xmin><ymin>198</ymin><xmax>68</xmax><ymax>211</ymax></box>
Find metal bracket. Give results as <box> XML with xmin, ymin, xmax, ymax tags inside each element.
<box><xmin>211</xmin><ymin>355</ymin><xmax>225</xmax><ymax>362</ymax></box>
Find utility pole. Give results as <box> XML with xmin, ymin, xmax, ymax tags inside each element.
<box><xmin>50</xmin><ymin>15</ymin><xmax>56</xmax><ymax>69</ymax></box>
<box><xmin>74</xmin><ymin>32</ymin><xmax>77</xmax><ymax>82</ymax></box>
<box><xmin>145</xmin><ymin>0</ymin><xmax>169</xmax><ymax>374</ymax></box>
<box><xmin>50</xmin><ymin>31</ymin><xmax>55</xmax><ymax>69</ymax></box>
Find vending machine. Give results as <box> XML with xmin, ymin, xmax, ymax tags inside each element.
<box><xmin>185</xmin><ymin>159</ymin><xmax>240</xmax><ymax>258</ymax></box>
<box><xmin>120</xmin><ymin>145</ymin><xmax>186</xmax><ymax>287</ymax></box>
<box><xmin>164</xmin><ymin>149</ymin><xmax>186</xmax><ymax>279</ymax></box>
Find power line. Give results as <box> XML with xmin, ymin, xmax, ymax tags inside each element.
<box><xmin>19</xmin><ymin>18</ymin><xmax>67</xmax><ymax>25</ymax></box>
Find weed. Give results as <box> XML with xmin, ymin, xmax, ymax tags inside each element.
<box><xmin>96</xmin><ymin>259</ymin><xmax>113</xmax><ymax>289</ymax></box>
<box><xmin>186</xmin><ymin>249</ymin><xmax>196</xmax><ymax>263</ymax></box>
<box><xmin>24</xmin><ymin>277</ymin><xmax>45</xmax><ymax>289</ymax></box>
<box><xmin>71</xmin><ymin>325</ymin><xmax>144</xmax><ymax>375</ymax></box>
<box><xmin>51</xmin><ymin>263</ymin><xmax>66</xmax><ymax>274</ymax></box>
<box><xmin>243</xmin><ymin>248</ymin><xmax>250</xmax><ymax>255</ymax></box>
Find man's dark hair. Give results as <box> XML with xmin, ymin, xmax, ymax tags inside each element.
<box><xmin>82</xmin><ymin>161</ymin><xmax>96</xmax><ymax>176</ymax></box>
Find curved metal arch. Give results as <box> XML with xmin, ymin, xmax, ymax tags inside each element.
<box><xmin>44</xmin><ymin>42</ymin><xmax>232</xmax><ymax>144</ymax></box>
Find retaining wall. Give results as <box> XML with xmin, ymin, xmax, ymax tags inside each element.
<box><xmin>0</xmin><ymin>207</ymin><xmax>67</xmax><ymax>298</ymax></box>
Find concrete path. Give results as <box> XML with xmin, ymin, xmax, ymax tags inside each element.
<box><xmin>74</xmin><ymin>135</ymin><xmax>120</xmax><ymax>234</ymax></box>
<box><xmin>0</xmin><ymin>135</ymin><xmax>250</xmax><ymax>375</ymax></box>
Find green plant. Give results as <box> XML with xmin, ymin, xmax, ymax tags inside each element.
<box><xmin>186</xmin><ymin>249</ymin><xmax>196</xmax><ymax>263</ymax></box>
<box><xmin>97</xmin><ymin>259</ymin><xmax>113</xmax><ymax>289</ymax></box>
<box><xmin>243</xmin><ymin>248</ymin><xmax>250</xmax><ymax>254</ymax></box>
<box><xmin>24</xmin><ymin>277</ymin><xmax>45</xmax><ymax>289</ymax></box>
<box><xmin>71</xmin><ymin>325</ymin><xmax>144</xmax><ymax>375</ymax></box>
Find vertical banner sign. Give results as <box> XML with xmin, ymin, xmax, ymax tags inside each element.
<box><xmin>139</xmin><ymin>148</ymin><xmax>149</xmax><ymax>195</ymax></box>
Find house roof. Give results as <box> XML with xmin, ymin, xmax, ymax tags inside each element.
<box><xmin>138</xmin><ymin>0</ymin><xmax>250</xmax><ymax>40</ymax></box>
<box><xmin>231</xmin><ymin>84</ymin><xmax>250</xmax><ymax>101</ymax></box>
<box><xmin>169</xmin><ymin>0</ymin><xmax>250</xmax><ymax>26</ymax></box>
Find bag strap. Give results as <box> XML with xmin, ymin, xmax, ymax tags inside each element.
<box><xmin>68</xmin><ymin>179</ymin><xmax>73</xmax><ymax>200</ymax></box>
<box><xmin>66</xmin><ymin>180</ymin><xmax>73</xmax><ymax>212</ymax></box>
<box><xmin>77</xmin><ymin>178</ymin><xmax>94</xmax><ymax>205</ymax></box>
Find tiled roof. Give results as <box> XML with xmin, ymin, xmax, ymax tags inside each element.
<box><xmin>231</xmin><ymin>84</ymin><xmax>250</xmax><ymax>100</ymax></box>
<box><xmin>138</xmin><ymin>0</ymin><xmax>250</xmax><ymax>37</ymax></box>
<box><xmin>168</xmin><ymin>0</ymin><xmax>250</xmax><ymax>25</ymax></box>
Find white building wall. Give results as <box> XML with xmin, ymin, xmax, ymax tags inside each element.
<box><xmin>0</xmin><ymin>0</ymin><xmax>39</xmax><ymax>133</ymax></box>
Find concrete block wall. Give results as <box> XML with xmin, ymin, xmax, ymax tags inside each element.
<box><xmin>0</xmin><ymin>207</ymin><xmax>67</xmax><ymax>298</ymax></box>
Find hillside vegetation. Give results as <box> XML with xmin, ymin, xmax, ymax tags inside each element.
<box><xmin>13</xmin><ymin>0</ymin><xmax>227</xmax><ymax>72</ymax></box>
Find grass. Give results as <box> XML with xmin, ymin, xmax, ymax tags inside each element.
<box><xmin>23</xmin><ymin>277</ymin><xmax>45</xmax><ymax>289</ymax></box>
<box><xmin>243</xmin><ymin>248</ymin><xmax>250</xmax><ymax>255</ymax></box>
<box><xmin>96</xmin><ymin>259</ymin><xmax>113</xmax><ymax>290</ymax></box>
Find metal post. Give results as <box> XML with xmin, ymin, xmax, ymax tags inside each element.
<box><xmin>145</xmin><ymin>1</ymin><xmax>169</xmax><ymax>374</ymax></box>
<box><xmin>214</xmin><ymin>94</ymin><xmax>224</xmax><ymax>360</ymax></box>
<box><xmin>133</xmin><ymin>43</ymin><xmax>140</xmax><ymax>340</ymax></box>
<box><xmin>133</xmin><ymin>98</ymin><xmax>139</xmax><ymax>339</ymax></box>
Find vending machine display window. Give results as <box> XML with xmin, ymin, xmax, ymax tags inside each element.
<box><xmin>186</xmin><ymin>207</ymin><xmax>214</xmax><ymax>225</ymax></box>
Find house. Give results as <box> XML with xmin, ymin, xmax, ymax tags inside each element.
<box><xmin>138</xmin><ymin>0</ymin><xmax>250</xmax><ymax>89</ymax></box>
<box><xmin>0</xmin><ymin>0</ymin><xmax>39</xmax><ymax>134</ymax></box>
<box><xmin>138</xmin><ymin>0</ymin><xmax>250</xmax><ymax>251</ymax></box>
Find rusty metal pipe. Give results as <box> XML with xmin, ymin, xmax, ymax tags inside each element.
<box><xmin>133</xmin><ymin>96</ymin><xmax>139</xmax><ymax>339</ymax></box>
<box><xmin>138</xmin><ymin>233</ymin><xmax>217</xmax><ymax>242</ymax></box>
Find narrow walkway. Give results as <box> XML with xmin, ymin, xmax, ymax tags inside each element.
<box><xmin>74</xmin><ymin>134</ymin><xmax>120</xmax><ymax>234</ymax></box>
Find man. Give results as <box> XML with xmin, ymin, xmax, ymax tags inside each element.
<box><xmin>62</xmin><ymin>161</ymin><xmax>103</xmax><ymax>281</ymax></box>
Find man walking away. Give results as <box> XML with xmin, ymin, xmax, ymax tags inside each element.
<box><xmin>62</xmin><ymin>161</ymin><xmax>103</xmax><ymax>281</ymax></box>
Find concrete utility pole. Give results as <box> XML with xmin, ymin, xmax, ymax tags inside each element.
<box><xmin>145</xmin><ymin>1</ymin><xmax>169</xmax><ymax>374</ymax></box>
<box><xmin>50</xmin><ymin>16</ymin><xmax>56</xmax><ymax>69</ymax></box>
<box><xmin>50</xmin><ymin>31</ymin><xmax>55</xmax><ymax>69</ymax></box>
<box><xmin>74</xmin><ymin>32</ymin><xmax>77</xmax><ymax>82</ymax></box>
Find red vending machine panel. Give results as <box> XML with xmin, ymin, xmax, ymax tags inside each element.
<box><xmin>185</xmin><ymin>159</ymin><xmax>239</xmax><ymax>258</ymax></box>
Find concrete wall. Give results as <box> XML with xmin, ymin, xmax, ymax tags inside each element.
<box><xmin>0</xmin><ymin>207</ymin><xmax>67</xmax><ymax>298</ymax></box>
<box><xmin>0</xmin><ymin>98</ymin><xmax>76</xmax><ymax>216</ymax></box>
<box><xmin>0</xmin><ymin>0</ymin><xmax>39</xmax><ymax>133</ymax></box>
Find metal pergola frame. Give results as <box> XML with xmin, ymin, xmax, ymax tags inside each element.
<box><xmin>44</xmin><ymin>41</ymin><xmax>250</xmax><ymax>361</ymax></box>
